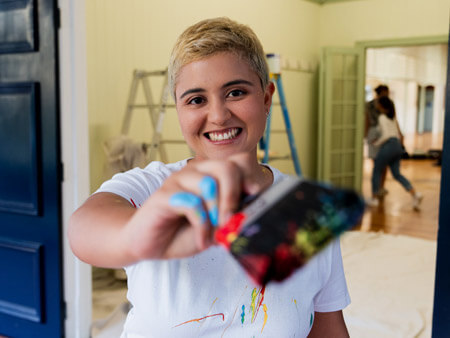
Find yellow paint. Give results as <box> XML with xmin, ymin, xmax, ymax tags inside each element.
<box><xmin>261</xmin><ymin>304</ymin><xmax>268</xmax><ymax>333</ymax></box>
<box><xmin>250</xmin><ymin>288</ymin><xmax>257</xmax><ymax>322</ymax></box>
<box><xmin>226</xmin><ymin>233</ymin><xmax>237</xmax><ymax>243</ymax></box>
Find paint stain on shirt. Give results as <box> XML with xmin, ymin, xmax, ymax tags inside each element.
<box><xmin>173</xmin><ymin>313</ymin><xmax>225</xmax><ymax>328</ymax></box>
<box><xmin>261</xmin><ymin>304</ymin><xmax>268</xmax><ymax>333</ymax></box>
<box><xmin>249</xmin><ymin>286</ymin><xmax>266</xmax><ymax>325</ymax></box>
<box><xmin>250</xmin><ymin>288</ymin><xmax>258</xmax><ymax>322</ymax></box>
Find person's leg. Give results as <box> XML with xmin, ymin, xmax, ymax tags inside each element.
<box><xmin>370</xmin><ymin>145</ymin><xmax>389</xmax><ymax>205</ymax></box>
<box><xmin>388</xmin><ymin>143</ymin><xmax>423</xmax><ymax>210</ymax></box>
<box><xmin>380</xmin><ymin>167</ymin><xmax>389</xmax><ymax>196</ymax></box>
<box><xmin>368</xmin><ymin>161</ymin><xmax>382</xmax><ymax>206</ymax></box>
<box><xmin>371</xmin><ymin>159</ymin><xmax>382</xmax><ymax>196</ymax></box>
<box><xmin>388</xmin><ymin>156</ymin><xmax>412</xmax><ymax>191</ymax></box>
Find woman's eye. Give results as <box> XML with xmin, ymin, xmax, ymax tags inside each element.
<box><xmin>227</xmin><ymin>89</ymin><xmax>245</xmax><ymax>98</ymax></box>
<box><xmin>188</xmin><ymin>97</ymin><xmax>205</xmax><ymax>105</ymax></box>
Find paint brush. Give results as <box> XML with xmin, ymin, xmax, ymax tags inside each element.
<box><xmin>215</xmin><ymin>176</ymin><xmax>365</xmax><ymax>286</ymax></box>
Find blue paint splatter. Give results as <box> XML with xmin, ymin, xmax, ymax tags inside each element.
<box><xmin>241</xmin><ymin>305</ymin><xmax>245</xmax><ymax>324</ymax></box>
<box><xmin>169</xmin><ymin>192</ymin><xmax>207</xmax><ymax>223</ymax></box>
<box><xmin>199</xmin><ymin>176</ymin><xmax>218</xmax><ymax>226</ymax></box>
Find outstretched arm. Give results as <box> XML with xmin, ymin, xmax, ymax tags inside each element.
<box><xmin>68</xmin><ymin>153</ymin><xmax>266</xmax><ymax>268</ymax></box>
<box><xmin>68</xmin><ymin>192</ymin><xmax>139</xmax><ymax>268</ymax></box>
<box><xmin>308</xmin><ymin>310</ymin><xmax>349</xmax><ymax>338</ymax></box>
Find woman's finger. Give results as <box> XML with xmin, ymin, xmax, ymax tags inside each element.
<box><xmin>192</xmin><ymin>160</ymin><xmax>243</xmax><ymax>224</ymax></box>
<box><xmin>199</xmin><ymin>176</ymin><xmax>219</xmax><ymax>227</ymax></box>
<box><xmin>168</xmin><ymin>191</ymin><xmax>213</xmax><ymax>250</ymax></box>
<box><xmin>167</xmin><ymin>169</ymin><xmax>222</xmax><ymax>226</ymax></box>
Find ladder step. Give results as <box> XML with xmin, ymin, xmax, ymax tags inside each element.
<box><xmin>267</xmin><ymin>154</ymin><xmax>291</xmax><ymax>160</ymax></box>
<box><xmin>136</xmin><ymin>70</ymin><xmax>167</xmax><ymax>77</ymax></box>
<box><xmin>160</xmin><ymin>140</ymin><xmax>187</xmax><ymax>144</ymax></box>
<box><xmin>257</xmin><ymin>151</ymin><xmax>291</xmax><ymax>161</ymax></box>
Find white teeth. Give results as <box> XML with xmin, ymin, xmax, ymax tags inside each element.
<box><xmin>208</xmin><ymin>128</ymin><xmax>239</xmax><ymax>141</ymax></box>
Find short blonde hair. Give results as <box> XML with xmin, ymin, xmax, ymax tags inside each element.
<box><xmin>168</xmin><ymin>17</ymin><xmax>269</xmax><ymax>98</ymax></box>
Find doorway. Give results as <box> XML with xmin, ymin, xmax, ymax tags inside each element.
<box><xmin>361</xmin><ymin>43</ymin><xmax>446</xmax><ymax>238</ymax></box>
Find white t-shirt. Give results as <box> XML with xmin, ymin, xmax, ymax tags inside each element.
<box><xmin>374</xmin><ymin>114</ymin><xmax>400</xmax><ymax>147</ymax></box>
<box><xmin>96</xmin><ymin>160</ymin><xmax>350</xmax><ymax>338</ymax></box>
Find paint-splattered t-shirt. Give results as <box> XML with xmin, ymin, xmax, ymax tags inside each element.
<box><xmin>96</xmin><ymin>160</ymin><xmax>351</xmax><ymax>338</ymax></box>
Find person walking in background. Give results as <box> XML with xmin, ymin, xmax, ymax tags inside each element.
<box><xmin>365</xmin><ymin>84</ymin><xmax>392</xmax><ymax>196</ymax></box>
<box><xmin>367</xmin><ymin>96</ymin><xmax>423</xmax><ymax>210</ymax></box>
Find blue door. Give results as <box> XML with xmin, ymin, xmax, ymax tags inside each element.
<box><xmin>0</xmin><ymin>0</ymin><xmax>63</xmax><ymax>336</ymax></box>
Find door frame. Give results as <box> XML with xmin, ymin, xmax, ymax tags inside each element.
<box><xmin>356</xmin><ymin>34</ymin><xmax>449</xmax><ymax>336</ymax></box>
<box><xmin>58</xmin><ymin>0</ymin><xmax>92</xmax><ymax>337</ymax></box>
<box><xmin>355</xmin><ymin>34</ymin><xmax>448</xmax><ymax>187</ymax></box>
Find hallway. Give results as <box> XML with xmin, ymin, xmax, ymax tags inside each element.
<box><xmin>358</xmin><ymin>132</ymin><xmax>442</xmax><ymax>240</ymax></box>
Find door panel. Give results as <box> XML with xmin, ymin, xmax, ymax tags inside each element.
<box><xmin>0</xmin><ymin>0</ymin><xmax>62</xmax><ymax>336</ymax></box>
<box><xmin>0</xmin><ymin>83</ymin><xmax>41</xmax><ymax>215</ymax></box>
<box><xmin>0</xmin><ymin>238</ymin><xmax>43</xmax><ymax>323</ymax></box>
<box><xmin>318</xmin><ymin>47</ymin><xmax>364</xmax><ymax>190</ymax></box>
<box><xmin>0</xmin><ymin>0</ymin><xmax>38</xmax><ymax>53</ymax></box>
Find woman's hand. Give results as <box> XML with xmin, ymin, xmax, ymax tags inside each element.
<box><xmin>123</xmin><ymin>153</ymin><xmax>267</xmax><ymax>261</ymax></box>
<box><xmin>69</xmin><ymin>152</ymin><xmax>270</xmax><ymax>267</ymax></box>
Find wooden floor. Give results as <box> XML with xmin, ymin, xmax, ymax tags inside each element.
<box><xmin>355</xmin><ymin>132</ymin><xmax>443</xmax><ymax>241</ymax></box>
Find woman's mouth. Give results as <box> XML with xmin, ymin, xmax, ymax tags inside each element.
<box><xmin>205</xmin><ymin>128</ymin><xmax>242</xmax><ymax>142</ymax></box>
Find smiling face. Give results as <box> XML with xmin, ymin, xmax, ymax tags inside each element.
<box><xmin>175</xmin><ymin>52</ymin><xmax>275</xmax><ymax>161</ymax></box>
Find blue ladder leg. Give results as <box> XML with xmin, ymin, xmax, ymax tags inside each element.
<box><xmin>262</xmin><ymin>105</ymin><xmax>273</xmax><ymax>164</ymax></box>
<box><xmin>275</xmin><ymin>75</ymin><xmax>302</xmax><ymax>176</ymax></box>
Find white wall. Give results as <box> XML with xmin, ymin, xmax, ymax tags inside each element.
<box><xmin>319</xmin><ymin>0</ymin><xmax>450</xmax><ymax>47</ymax></box>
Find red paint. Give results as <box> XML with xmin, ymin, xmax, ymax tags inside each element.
<box><xmin>254</xmin><ymin>286</ymin><xmax>266</xmax><ymax>319</ymax></box>
<box><xmin>214</xmin><ymin>212</ymin><xmax>246</xmax><ymax>248</ymax></box>
<box><xmin>174</xmin><ymin>313</ymin><xmax>225</xmax><ymax>327</ymax></box>
<box><xmin>130</xmin><ymin>198</ymin><xmax>137</xmax><ymax>208</ymax></box>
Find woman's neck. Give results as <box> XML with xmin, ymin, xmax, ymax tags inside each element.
<box><xmin>190</xmin><ymin>152</ymin><xmax>274</xmax><ymax>188</ymax></box>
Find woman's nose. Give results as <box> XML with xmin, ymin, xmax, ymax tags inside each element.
<box><xmin>207</xmin><ymin>99</ymin><xmax>231</xmax><ymax>124</ymax></box>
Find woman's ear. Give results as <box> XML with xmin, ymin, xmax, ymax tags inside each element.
<box><xmin>264</xmin><ymin>81</ymin><xmax>276</xmax><ymax>112</ymax></box>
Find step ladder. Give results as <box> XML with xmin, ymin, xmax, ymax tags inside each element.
<box><xmin>260</xmin><ymin>72</ymin><xmax>302</xmax><ymax>176</ymax></box>
<box><xmin>121</xmin><ymin>69</ymin><xmax>188</xmax><ymax>163</ymax></box>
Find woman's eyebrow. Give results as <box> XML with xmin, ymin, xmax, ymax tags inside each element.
<box><xmin>179</xmin><ymin>88</ymin><xmax>204</xmax><ymax>100</ymax></box>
